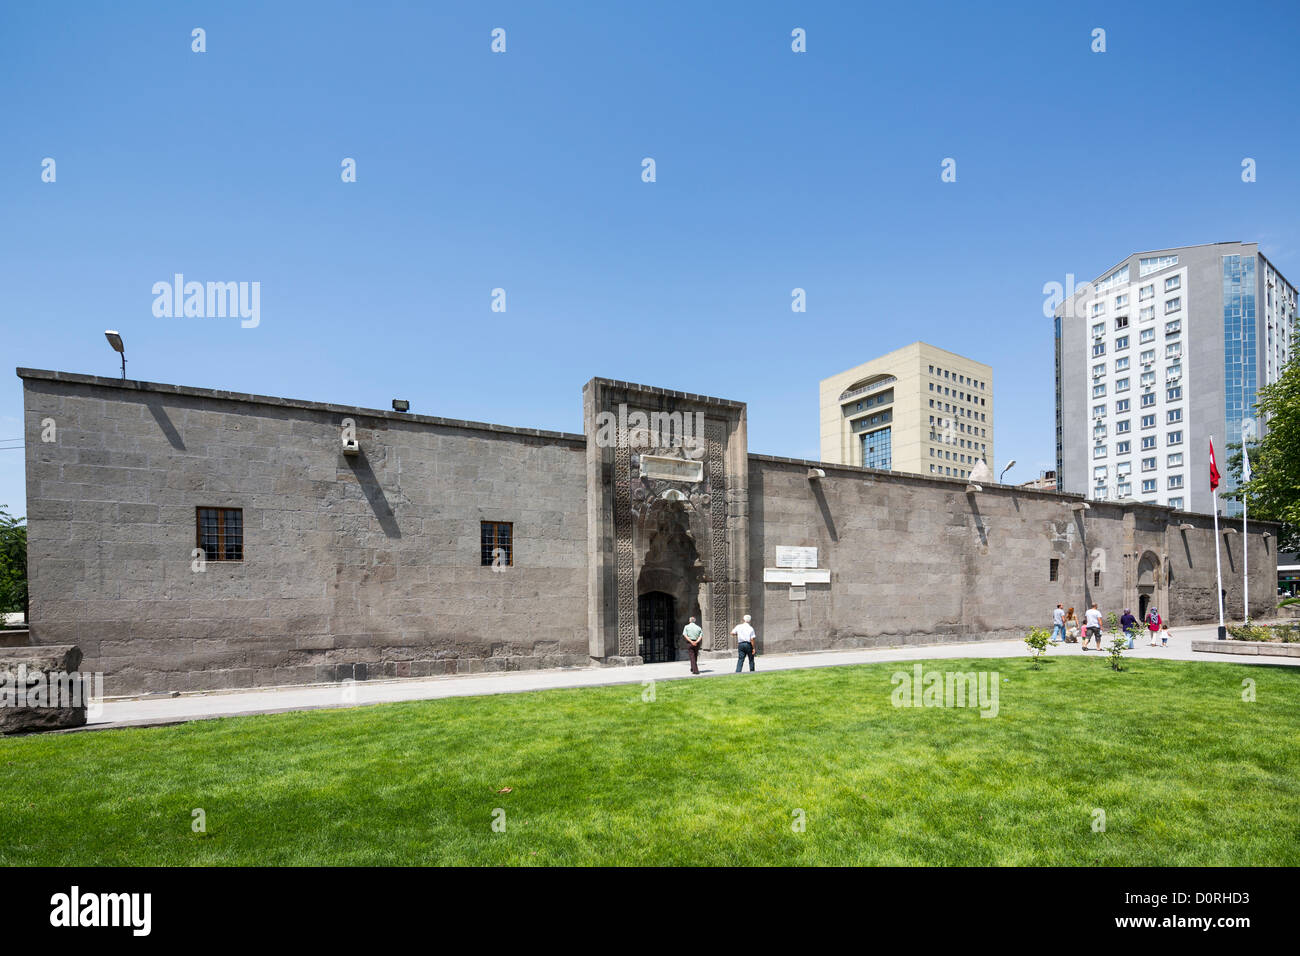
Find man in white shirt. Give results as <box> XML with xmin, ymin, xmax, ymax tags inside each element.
<box><xmin>732</xmin><ymin>614</ymin><xmax>757</xmax><ymax>672</ymax></box>
<box><xmin>1083</xmin><ymin>603</ymin><xmax>1104</xmax><ymax>651</ymax></box>
<box><xmin>682</xmin><ymin>616</ymin><xmax>704</xmax><ymax>675</ymax></box>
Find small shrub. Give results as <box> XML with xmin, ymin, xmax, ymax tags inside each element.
<box><xmin>1102</xmin><ymin>612</ymin><xmax>1126</xmax><ymax>670</ymax></box>
<box><xmin>1024</xmin><ymin>627</ymin><xmax>1052</xmax><ymax>669</ymax></box>
<box><xmin>1106</xmin><ymin>635</ymin><xmax>1126</xmax><ymax>671</ymax></box>
<box><xmin>1227</xmin><ymin>622</ymin><xmax>1300</xmax><ymax>643</ymax></box>
<box><xmin>1228</xmin><ymin>622</ymin><xmax>1275</xmax><ymax>642</ymax></box>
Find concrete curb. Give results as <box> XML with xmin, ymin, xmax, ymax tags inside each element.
<box><xmin>1192</xmin><ymin>639</ymin><xmax>1300</xmax><ymax>657</ymax></box>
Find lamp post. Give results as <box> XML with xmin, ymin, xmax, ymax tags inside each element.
<box><xmin>104</xmin><ymin>330</ymin><xmax>126</xmax><ymax>380</ymax></box>
<box><xmin>999</xmin><ymin>459</ymin><xmax>1016</xmax><ymax>484</ymax></box>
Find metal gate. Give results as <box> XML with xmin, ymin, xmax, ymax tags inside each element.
<box><xmin>637</xmin><ymin>592</ymin><xmax>677</xmax><ymax>664</ymax></box>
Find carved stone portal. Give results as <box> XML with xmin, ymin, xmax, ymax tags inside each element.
<box><xmin>584</xmin><ymin>379</ymin><xmax>748</xmax><ymax>661</ymax></box>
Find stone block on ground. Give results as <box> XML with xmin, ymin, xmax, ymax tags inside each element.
<box><xmin>0</xmin><ymin>644</ymin><xmax>90</xmax><ymax>734</ymax></box>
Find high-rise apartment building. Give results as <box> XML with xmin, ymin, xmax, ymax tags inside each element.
<box><xmin>1055</xmin><ymin>241</ymin><xmax>1297</xmax><ymax>514</ymax></box>
<box><xmin>819</xmin><ymin>342</ymin><xmax>994</xmax><ymax>479</ymax></box>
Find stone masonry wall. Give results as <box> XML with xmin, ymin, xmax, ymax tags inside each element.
<box><xmin>19</xmin><ymin>369</ymin><xmax>1278</xmax><ymax>694</ymax></box>
<box><xmin>21</xmin><ymin>370</ymin><xmax>590</xmax><ymax>694</ymax></box>
<box><xmin>747</xmin><ymin>454</ymin><xmax>1276</xmax><ymax>655</ymax></box>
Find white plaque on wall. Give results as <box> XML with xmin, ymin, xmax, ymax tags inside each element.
<box><xmin>775</xmin><ymin>546</ymin><xmax>818</xmax><ymax>569</ymax></box>
<box><xmin>639</xmin><ymin>454</ymin><xmax>704</xmax><ymax>483</ymax></box>
<box><xmin>789</xmin><ymin>585</ymin><xmax>807</xmax><ymax>601</ymax></box>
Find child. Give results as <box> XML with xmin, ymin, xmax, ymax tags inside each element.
<box><xmin>1146</xmin><ymin>607</ymin><xmax>1163</xmax><ymax>647</ymax></box>
<box><xmin>1161</xmin><ymin>622</ymin><xmax>1171</xmax><ymax>647</ymax></box>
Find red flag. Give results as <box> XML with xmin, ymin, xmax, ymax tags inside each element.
<box><xmin>1209</xmin><ymin>439</ymin><xmax>1221</xmax><ymax>491</ymax></box>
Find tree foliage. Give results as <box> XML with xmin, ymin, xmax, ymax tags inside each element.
<box><xmin>1222</xmin><ymin>356</ymin><xmax>1300</xmax><ymax>552</ymax></box>
<box><xmin>0</xmin><ymin>505</ymin><xmax>26</xmax><ymax>616</ymax></box>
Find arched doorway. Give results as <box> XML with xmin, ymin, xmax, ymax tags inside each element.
<box><xmin>634</xmin><ymin>499</ymin><xmax>703</xmax><ymax>663</ymax></box>
<box><xmin>1137</xmin><ymin>552</ymin><xmax>1158</xmax><ymax>622</ymax></box>
<box><xmin>638</xmin><ymin>592</ymin><xmax>676</xmax><ymax>663</ymax></box>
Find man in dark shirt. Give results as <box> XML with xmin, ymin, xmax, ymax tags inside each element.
<box><xmin>1119</xmin><ymin>608</ymin><xmax>1138</xmax><ymax>649</ymax></box>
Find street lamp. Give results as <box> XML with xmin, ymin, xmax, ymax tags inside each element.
<box><xmin>104</xmin><ymin>330</ymin><xmax>125</xmax><ymax>379</ymax></box>
<box><xmin>999</xmin><ymin>459</ymin><xmax>1016</xmax><ymax>483</ymax></box>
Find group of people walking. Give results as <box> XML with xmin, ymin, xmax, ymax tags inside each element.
<box><xmin>678</xmin><ymin>600</ymin><xmax>1177</xmax><ymax>677</ymax></box>
<box><xmin>1050</xmin><ymin>602</ymin><xmax>1171</xmax><ymax>650</ymax></box>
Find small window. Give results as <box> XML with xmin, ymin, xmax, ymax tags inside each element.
<box><xmin>1094</xmin><ymin>570</ymin><xmax>1102</xmax><ymax>587</ymax></box>
<box><xmin>196</xmin><ymin>507</ymin><xmax>243</xmax><ymax>561</ymax></box>
<box><xmin>1049</xmin><ymin>559</ymin><xmax>1060</xmax><ymax>582</ymax></box>
<box><xmin>481</xmin><ymin>521</ymin><xmax>513</xmax><ymax>567</ymax></box>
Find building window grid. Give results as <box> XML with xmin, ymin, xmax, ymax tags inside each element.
<box><xmin>480</xmin><ymin>521</ymin><xmax>514</xmax><ymax>567</ymax></box>
<box><xmin>1223</xmin><ymin>254</ymin><xmax>1258</xmax><ymax>502</ymax></box>
<box><xmin>196</xmin><ymin>507</ymin><xmax>243</xmax><ymax>562</ymax></box>
<box><xmin>860</xmin><ymin>426</ymin><xmax>892</xmax><ymax>471</ymax></box>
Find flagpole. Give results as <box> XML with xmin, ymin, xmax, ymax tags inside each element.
<box><xmin>1243</xmin><ymin>474</ymin><xmax>1249</xmax><ymax>624</ymax></box>
<box><xmin>1211</xmin><ymin>436</ymin><xmax>1226</xmax><ymax>640</ymax></box>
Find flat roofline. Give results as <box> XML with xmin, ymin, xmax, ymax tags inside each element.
<box><xmin>1078</xmin><ymin>241</ymin><xmax>1256</xmax><ymax>289</ymax></box>
<box><xmin>747</xmin><ymin>452</ymin><xmax>1280</xmax><ymax>527</ymax></box>
<box><xmin>16</xmin><ymin>368</ymin><xmax>588</xmax><ymax>445</ymax></box>
<box><xmin>1257</xmin><ymin>250</ymin><xmax>1298</xmax><ymax>291</ymax></box>
<box><xmin>820</xmin><ymin>341</ymin><xmax>993</xmax><ymax>386</ymax></box>
<box><xmin>584</xmin><ymin>376</ymin><xmax>746</xmax><ymax>409</ymax></box>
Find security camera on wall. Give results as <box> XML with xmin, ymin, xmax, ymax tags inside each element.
<box><xmin>341</xmin><ymin>417</ymin><xmax>360</xmax><ymax>456</ymax></box>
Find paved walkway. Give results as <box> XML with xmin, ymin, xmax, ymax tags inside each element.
<box><xmin>80</xmin><ymin>622</ymin><xmax>1297</xmax><ymax>731</ymax></box>
<box><xmin>86</xmin><ymin>624</ymin><xmax>1294</xmax><ymax>728</ymax></box>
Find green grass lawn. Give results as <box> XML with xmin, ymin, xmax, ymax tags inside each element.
<box><xmin>2</xmin><ymin>656</ymin><xmax>1298</xmax><ymax>865</ymax></box>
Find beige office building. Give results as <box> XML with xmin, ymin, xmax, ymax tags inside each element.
<box><xmin>819</xmin><ymin>342</ymin><xmax>994</xmax><ymax>478</ymax></box>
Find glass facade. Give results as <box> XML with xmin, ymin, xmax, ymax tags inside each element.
<box><xmin>1222</xmin><ymin>255</ymin><xmax>1257</xmax><ymax>511</ymax></box>
<box><xmin>860</xmin><ymin>426</ymin><xmax>892</xmax><ymax>470</ymax></box>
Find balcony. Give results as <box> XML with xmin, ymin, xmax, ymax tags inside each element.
<box><xmin>839</xmin><ymin>376</ymin><xmax>897</xmax><ymax>403</ymax></box>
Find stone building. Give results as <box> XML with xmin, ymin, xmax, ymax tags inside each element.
<box><xmin>18</xmin><ymin>367</ymin><xmax>1279</xmax><ymax>694</ymax></box>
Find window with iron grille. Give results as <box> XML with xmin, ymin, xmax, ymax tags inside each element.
<box><xmin>480</xmin><ymin>521</ymin><xmax>513</xmax><ymax>567</ymax></box>
<box><xmin>196</xmin><ymin>507</ymin><xmax>243</xmax><ymax>561</ymax></box>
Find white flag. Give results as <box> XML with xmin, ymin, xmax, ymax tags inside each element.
<box><xmin>1242</xmin><ymin>441</ymin><xmax>1252</xmax><ymax>482</ymax></box>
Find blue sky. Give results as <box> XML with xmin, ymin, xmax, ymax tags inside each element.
<box><xmin>2</xmin><ymin>0</ymin><xmax>1297</xmax><ymax>516</ymax></box>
